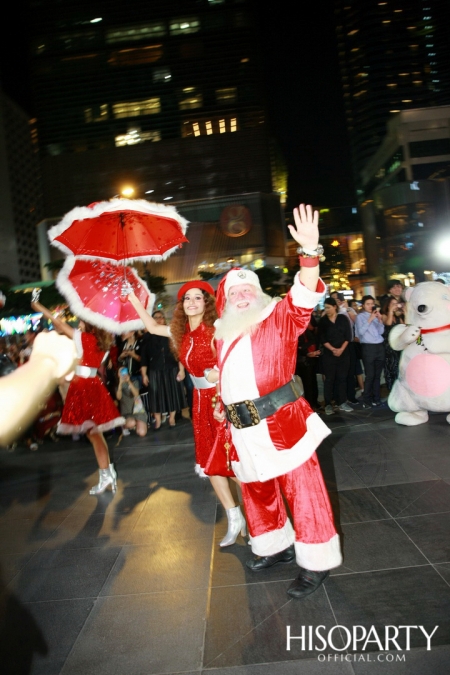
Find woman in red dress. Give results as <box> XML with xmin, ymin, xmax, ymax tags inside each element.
<box><xmin>128</xmin><ymin>282</ymin><xmax>247</xmax><ymax>547</ymax></box>
<box><xmin>31</xmin><ymin>299</ymin><xmax>124</xmax><ymax>495</ymax></box>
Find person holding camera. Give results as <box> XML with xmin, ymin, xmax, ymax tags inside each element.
<box><xmin>355</xmin><ymin>295</ymin><xmax>385</xmax><ymax>408</ymax></box>
<box><xmin>116</xmin><ymin>367</ymin><xmax>148</xmax><ymax>437</ymax></box>
<box><xmin>380</xmin><ymin>296</ymin><xmax>405</xmax><ymax>391</ymax></box>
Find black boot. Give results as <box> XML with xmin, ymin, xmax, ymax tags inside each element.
<box><xmin>287</xmin><ymin>568</ymin><xmax>329</xmax><ymax>599</ymax></box>
<box><xmin>246</xmin><ymin>544</ymin><xmax>295</xmax><ymax>571</ymax></box>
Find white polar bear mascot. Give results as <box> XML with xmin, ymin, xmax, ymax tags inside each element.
<box><xmin>388</xmin><ymin>281</ymin><xmax>450</xmax><ymax>425</ymax></box>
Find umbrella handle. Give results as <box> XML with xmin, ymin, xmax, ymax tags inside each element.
<box><xmin>120</xmin><ymin>281</ymin><xmax>133</xmax><ymax>303</ymax></box>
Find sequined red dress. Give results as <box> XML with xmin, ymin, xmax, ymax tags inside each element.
<box><xmin>178</xmin><ymin>322</ymin><xmax>219</xmax><ymax>475</ymax></box>
<box><xmin>58</xmin><ymin>331</ymin><xmax>125</xmax><ymax>435</ymax></box>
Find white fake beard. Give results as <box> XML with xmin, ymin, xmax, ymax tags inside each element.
<box><xmin>215</xmin><ymin>293</ymin><xmax>272</xmax><ymax>342</ymax></box>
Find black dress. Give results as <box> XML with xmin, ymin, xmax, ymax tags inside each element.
<box><xmin>141</xmin><ymin>334</ymin><xmax>188</xmax><ymax>413</ymax></box>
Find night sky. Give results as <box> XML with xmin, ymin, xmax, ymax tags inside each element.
<box><xmin>0</xmin><ymin>0</ymin><xmax>355</xmax><ymax>210</ymax></box>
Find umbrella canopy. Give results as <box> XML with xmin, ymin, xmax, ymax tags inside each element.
<box><xmin>48</xmin><ymin>198</ymin><xmax>189</xmax><ymax>264</ymax></box>
<box><xmin>56</xmin><ymin>257</ymin><xmax>155</xmax><ymax>334</ymax></box>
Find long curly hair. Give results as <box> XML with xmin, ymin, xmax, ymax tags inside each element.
<box><xmin>82</xmin><ymin>322</ymin><xmax>114</xmax><ymax>353</ymax></box>
<box><xmin>170</xmin><ymin>290</ymin><xmax>217</xmax><ymax>358</ymax></box>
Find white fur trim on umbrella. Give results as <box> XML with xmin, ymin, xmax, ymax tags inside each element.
<box><xmin>48</xmin><ymin>198</ymin><xmax>189</xmax><ymax>264</ymax></box>
<box><xmin>56</xmin><ymin>256</ymin><xmax>155</xmax><ymax>334</ymax></box>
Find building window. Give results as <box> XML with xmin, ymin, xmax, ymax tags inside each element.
<box><xmin>182</xmin><ymin>116</ymin><xmax>239</xmax><ymax>137</ymax></box>
<box><xmin>115</xmin><ymin>128</ymin><xmax>161</xmax><ymax>146</ymax></box>
<box><xmin>108</xmin><ymin>45</ymin><xmax>163</xmax><ymax>66</ymax></box>
<box><xmin>153</xmin><ymin>66</ymin><xmax>171</xmax><ymax>83</ymax></box>
<box><xmin>106</xmin><ymin>23</ymin><xmax>166</xmax><ymax>44</ymax></box>
<box><xmin>169</xmin><ymin>18</ymin><xmax>200</xmax><ymax>35</ymax></box>
<box><xmin>178</xmin><ymin>88</ymin><xmax>203</xmax><ymax>110</ymax></box>
<box><xmin>84</xmin><ymin>104</ymin><xmax>109</xmax><ymax>123</ymax></box>
<box><xmin>56</xmin><ymin>31</ymin><xmax>97</xmax><ymax>51</ymax></box>
<box><xmin>112</xmin><ymin>98</ymin><xmax>161</xmax><ymax>118</ymax></box>
<box><xmin>216</xmin><ymin>87</ymin><xmax>237</xmax><ymax>104</ymax></box>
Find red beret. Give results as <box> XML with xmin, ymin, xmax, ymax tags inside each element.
<box><xmin>177</xmin><ymin>280</ymin><xmax>215</xmax><ymax>301</ymax></box>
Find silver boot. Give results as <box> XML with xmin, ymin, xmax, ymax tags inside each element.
<box><xmin>219</xmin><ymin>505</ymin><xmax>247</xmax><ymax>547</ymax></box>
<box><xmin>89</xmin><ymin>467</ymin><xmax>117</xmax><ymax>495</ymax></box>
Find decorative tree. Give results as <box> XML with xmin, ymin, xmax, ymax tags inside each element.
<box><xmin>321</xmin><ymin>241</ymin><xmax>352</xmax><ymax>293</ymax></box>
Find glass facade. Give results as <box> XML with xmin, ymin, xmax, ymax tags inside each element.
<box><xmin>335</xmin><ymin>0</ymin><xmax>450</xmax><ymax>194</ymax></box>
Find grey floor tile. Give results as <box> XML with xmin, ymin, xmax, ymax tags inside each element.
<box><xmin>204</xmin><ymin>580</ymin><xmax>343</xmax><ymax>667</ymax></box>
<box><xmin>433</xmin><ymin>562</ymin><xmax>450</xmax><ymax>585</ymax></box>
<box><xmin>100</xmin><ymin>537</ymin><xmax>213</xmax><ymax>596</ymax></box>
<box><xmin>202</xmin><ymin>659</ymin><xmax>355</xmax><ymax>675</ymax></box>
<box><xmin>352</xmin><ymin>645</ymin><xmax>450</xmax><ymax>675</ymax></box>
<box><xmin>0</xmin><ymin>593</ymin><xmax>92</xmax><ymax>675</ymax></box>
<box><xmin>350</xmin><ymin>456</ymin><xmax>439</xmax><ymax>487</ymax></box>
<box><xmin>8</xmin><ymin>547</ymin><xmax>121</xmax><ymax>602</ymax></box>
<box><xmin>370</xmin><ymin>480</ymin><xmax>450</xmax><ymax>517</ymax></box>
<box><xmin>397</xmin><ymin>512</ymin><xmax>450</xmax><ymax>563</ymax></box>
<box><xmin>0</xmin><ymin>551</ymin><xmax>34</xmax><ymax>584</ymax></box>
<box><xmin>126</xmin><ymin>492</ymin><xmax>217</xmax><ymax>545</ymax></box>
<box><xmin>326</xmin><ymin>566</ymin><xmax>450</xmax><ymax>650</ymax></box>
<box><xmin>328</xmin><ymin>488</ymin><xmax>391</xmax><ymax>524</ymax></box>
<box><xmin>61</xmin><ymin>590</ymin><xmax>208</xmax><ymax>675</ymax></box>
<box><xmin>40</xmin><ymin>510</ymin><xmax>141</xmax><ymax>550</ymax></box>
<box><xmin>333</xmin><ymin>519</ymin><xmax>428</xmax><ymax>574</ymax></box>
<box><xmin>0</xmin><ymin>512</ymin><xmax>68</xmax><ymax>555</ymax></box>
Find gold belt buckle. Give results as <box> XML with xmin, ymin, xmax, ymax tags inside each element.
<box><xmin>226</xmin><ymin>400</ymin><xmax>261</xmax><ymax>429</ymax></box>
<box><xmin>244</xmin><ymin>400</ymin><xmax>261</xmax><ymax>426</ymax></box>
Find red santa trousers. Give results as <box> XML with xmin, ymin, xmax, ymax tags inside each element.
<box><xmin>241</xmin><ymin>452</ymin><xmax>342</xmax><ymax>571</ymax></box>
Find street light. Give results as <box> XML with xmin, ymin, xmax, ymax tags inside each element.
<box><xmin>121</xmin><ymin>186</ymin><xmax>135</xmax><ymax>198</ymax></box>
<box><xmin>435</xmin><ymin>235</ymin><xmax>450</xmax><ymax>260</ymax></box>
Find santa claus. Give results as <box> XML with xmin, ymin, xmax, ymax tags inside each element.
<box><xmin>208</xmin><ymin>204</ymin><xmax>342</xmax><ymax>599</ymax></box>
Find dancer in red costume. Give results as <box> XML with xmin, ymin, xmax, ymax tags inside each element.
<box><xmin>210</xmin><ymin>204</ymin><xmax>342</xmax><ymax>600</ymax></box>
<box><xmin>31</xmin><ymin>299</ymin><xmax>124</xmax><ymax>495</ymax></box>
<box><xmin>128</xmin><ymin>282</ymin><xmax>247</xmax><ymax>547</ymax></box>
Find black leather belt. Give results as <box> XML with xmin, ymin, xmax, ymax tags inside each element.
<box><xmin>225</xmin><ymin>376</ymin><xmax>304</xmax><ymax>429</ymax></box>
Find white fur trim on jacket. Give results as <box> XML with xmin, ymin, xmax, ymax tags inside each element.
<box><xmin>231</xmin><ymin>412</ymin><xmax>331</xmax><ymax>484</ymax></box>
<box><xmin>56</xmin><ymin>257</ymin><xmax>155</xmax><ymax>334</ymax></box>
<box><xmin>48</xmin><ymin>198</ymin><xmax>189</xmax><ymax>263</ymax></box>
<box><xmin>248</xmin><ymin>518</ymin><xmax>295</xmax><ymax>556</ymax></box>
<box><xmin>294</xmin><ymin>533</ymin><xmax>342</xmax><ymax>571</ymax></box>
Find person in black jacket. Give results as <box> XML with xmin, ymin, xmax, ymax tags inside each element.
<box><xmin>295</xmin><ymin>315</ymin><xmax>321</xmax><ymax>410</ymax></box>
<box><xmin>140</xmin><ymin>311</ymin><xmax>188</xmax><ymax>429</ymax></box>
<box><xmin>318</xmin><ymin>297</ymin><xmax>353</xmax><ymax>415</ymax></box>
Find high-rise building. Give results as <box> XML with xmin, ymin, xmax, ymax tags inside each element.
<box><xmin>28</xmin><ymin>0</ymin><xmax>285</xmax><ymax>216</ymax></box>
<box><xmin>335</xmin><ymin>0</ymin><xmax>450</xmax><ymax>197</ymax></box>
<box><xmin>0</xmin><ymin>90</ymin><xmax>42</xmax><ymax>284</ymax></box>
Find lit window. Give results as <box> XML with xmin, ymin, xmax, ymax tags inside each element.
<box><xmin>178</xmin><ymin>88</ymin><xmax>203</xmax><ymax>110</ymax></box>
<box><xmin>216</xmin><ymin>87</ymin><xmax>237</xmax><ymax>103</ymax></box>
<box><xmin>208</xmin><ymin>0</ymin><xmax>224</xmax><ymax>4</ymax></box>
<box><xmin>169</xmin><ymin>18</ymin><xmax>200</xmax><ymax>35</ymax></box>
<box><xmin>347</xmin><ymin>29</ymin><xmax>359</xmax><ymax>36</ymax></box>
<box><xmin>153</xmin><ymin>66</ymin><xmax>171</xmax><ymax>82</ymax></box>
<box><xmin>112</xmin><ymin>98</ymin><xmax>161</xmax><ymax>118</ymax></box>
<box><xmin>115</xmin><ymin>128</ymin><xmax>161</xmax><ymax>146</ymax></box>
<box><xmin>84</xmin><ymin>104</ymin><xmax>109</xmax><ymax>123</ymax></box>
<box><xmin>182</xmin><ymin>116</ymin><xmax>239</xmax><ymax>137</ymax></box>
<box><xmin>108</xmin><ymin>45</ymin><xmax>163</xmax><ymax>66</ymax></box>
<box><xmin>106</xmin><ymin>23</ymin><xmax>166</xmax><ymax>44</ymax></box>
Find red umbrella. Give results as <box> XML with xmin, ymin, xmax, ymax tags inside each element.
<box><xmin>48</xmin><ymin>198</ymin><xmax>189</xmax><ymax>264</ymax></box>
<box><xmin>56</xmin><ymin>257</ymin><xmax>155</xmax><ymax>334</ymax></box>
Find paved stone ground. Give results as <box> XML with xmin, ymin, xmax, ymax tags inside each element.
<box><xmin>1</xmin><ymin>405</ymin><xmax>450</xmax><ymax>675</ymax></box>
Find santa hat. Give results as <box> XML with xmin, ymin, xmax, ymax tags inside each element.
<box><xmin>215</xmin><ymin>267</ymin><xmax>262</xmax><ymax>317</ymax></box>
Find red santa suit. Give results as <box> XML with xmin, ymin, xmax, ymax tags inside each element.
<box><xmin>216</xmin><ymin>271</ymin><xmax>342</xmax><ymax>572</ymax></box>
<box><xmin>58</xmin><ymin>330</ymin><xmax>124</xmax><ymax>435</ymax></box>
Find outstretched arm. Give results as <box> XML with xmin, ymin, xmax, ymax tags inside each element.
<box><xmin>127</xmin><ymin>292</ymin><xmax>170</xmax><ymax>337</ymax></box>
<box><xmin>287</xmin><ymin>204</ymin><xmax>320</xmax><ymax>292</ymax></box>
<box><xmin>0</xmin><ymin>332</ymin><xmax>78</xmax><ymax>446</ymax></box>
<box><xmin>31</xmin><ymin>299</ymin><xmax>75</xmax><ymax>340</ymax></box>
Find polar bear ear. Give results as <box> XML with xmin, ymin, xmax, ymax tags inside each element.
<box><xmin>404</xmin><ymin>287</ymin><xmax>414</xmax><ymax>301</ymax></box>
